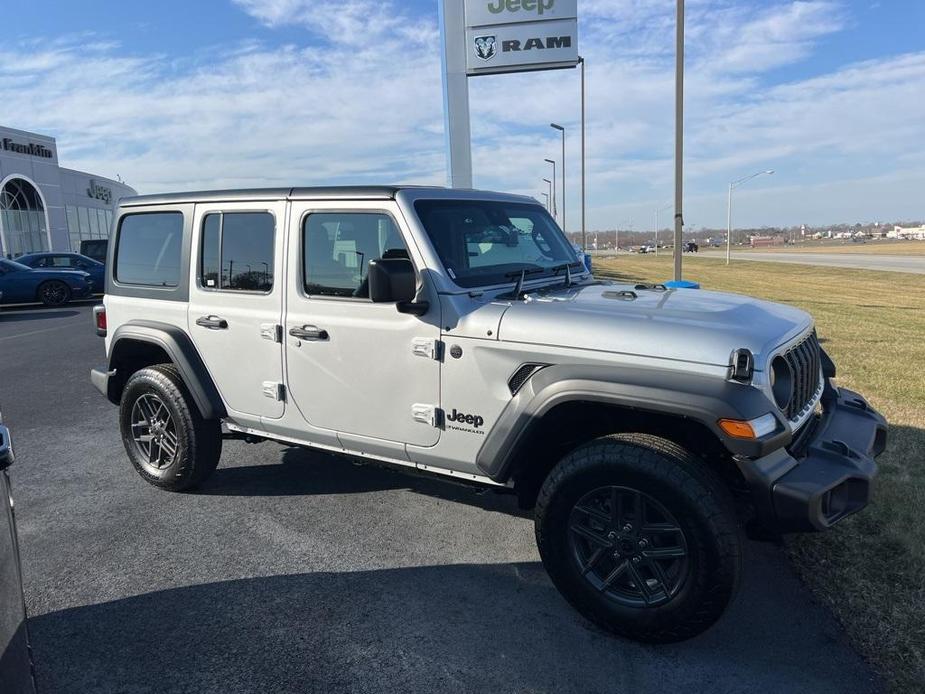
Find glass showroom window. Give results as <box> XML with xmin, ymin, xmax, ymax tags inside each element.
<box><xmin>0</xmin><ymin>178</ymin><xmax>49</xmax><ymax>257</ymax></box>
<box><xmin>67</xmin><ymin>205</ymin><xmax>116</xmax><ymax>251</ymax></box>
<box><xmin>66</xmin><ymin>205</ymin><xmax>81</xmax><ymax>251</ymax></box>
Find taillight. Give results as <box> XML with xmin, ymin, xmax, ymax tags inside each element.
<box><xmin>93</xmin><ymin>305</ymin><xmax>107</xmax><ymax>337</ymax></box>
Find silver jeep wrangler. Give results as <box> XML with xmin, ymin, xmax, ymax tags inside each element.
<box><xmin>91</xmin><ymin>186</ymin><xmax>887</xmax><ymax>642</ymax></box>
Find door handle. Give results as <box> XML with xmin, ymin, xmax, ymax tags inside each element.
<box><xmin>196</xmin><ymin>315</ymin><xmax>228</xmax><ymax>330</ymax></box>
<box><xmin>289</xmin><ymin>325</ymin><xmax>329</xmax><ymax>341</ymax></box>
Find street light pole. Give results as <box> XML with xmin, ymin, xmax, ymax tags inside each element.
<box><xmin>543</xmin><ymin>178</ymin><xmax>553</xmax><ymax>212</ymax></box>
<box><xmin>673</xmin><ymin>0</ymin><xmax>685</xmax><ymax>282</ymax></box>
<box><xmin>725</xmin><ymin>169</ymin><xmax>775</xmax><ymax>264</ymax></box>
<box><xmin>544</xmin><ymin>158</ymin><xmax>557</xmax><ymax>219</ymax></box>
<box><xmin>551</xmin><ymin>123</ymin><xmax>565</xmax><ymax>231</ymax></box>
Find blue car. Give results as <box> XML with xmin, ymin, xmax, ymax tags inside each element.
<box><xmin>0</xmin><ymin>258</ymin><xmax>93</xmax><ymax>306</ymax></box>
<box><xmin>15</xmin><ymin>252</ymin><xmax>105</xmax><ymax>292</ymax></box>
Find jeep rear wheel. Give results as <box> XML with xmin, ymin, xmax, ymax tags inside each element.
<box><xmin>535</xmin><ymin>433</ymin><xmax>742</xmax><ymax>643</ymax></box>
<box><xmin>119</xmin><ymin>364</ymin><xmax>221</xmax><ymax>491</ymax></box>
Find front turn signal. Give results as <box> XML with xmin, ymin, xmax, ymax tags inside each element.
<box><xmin>718</xmin><ymin>413</ymin><xmax>778</xmax><ymax>440</ymax></box>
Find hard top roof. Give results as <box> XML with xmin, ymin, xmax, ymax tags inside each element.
<box><xmin>120</xmin><ymin>185</ymin><xmax>537</xmax><ymax>207</ymax></box>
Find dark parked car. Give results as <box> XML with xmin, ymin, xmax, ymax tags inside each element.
<box><xmin>16</xmin><ymin>252</ymin><xmax>105</xmax><ymax>293</ymax></box>
<box><xmin>0</xmin><ymin>258</ymin><xmax>93</xmax><ymax>306</ymax></box>
<box><xmin>79</xmin><ymin>239</ymin><xmax>108</xmax><ymax>264</ymax></box>
<box><xmin>0</xmin><ymin>420</ymin><xmax>36</xmax><ymax>694</ymax></box>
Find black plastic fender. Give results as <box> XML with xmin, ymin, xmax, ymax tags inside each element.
<box><xmin>104</xmin><ymin>321</ymin><xmax>226</xmax><ymax>420</ymax></box>
<box><xmin>476</xmin><ymin>363</ymin><xmax>790</xmax><ymax>482</ymax></box>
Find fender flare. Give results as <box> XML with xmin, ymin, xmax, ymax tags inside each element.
<box><xmin>476</xmin><ymin>363</ymin><xmax>790</xmax><ymax>482</ymax></box>
<box><xmin>107</xmin><ymin>321</ymin><xmax>226</xmax><ymax>420</ymax></box>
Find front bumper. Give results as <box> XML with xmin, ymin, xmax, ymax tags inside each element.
<box><xmin>736</xmin><ymin>382</ymin><xmax>887</xmax><ymax>533</ymax></box>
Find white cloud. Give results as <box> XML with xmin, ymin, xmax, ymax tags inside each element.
<box><xmin>231</xmin><ymin>0</ymin><xmax>437</xmax><ymax>46</ymax></box>
<box><xmin>0</xmin><ymin>1</ymin><xmax>922</xmax><ymax>229</ymax></box>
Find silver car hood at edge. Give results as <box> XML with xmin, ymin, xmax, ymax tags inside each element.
<box><xmin>496</xmin><ymin>282</ymin><xmax>812</xmax><ymax>368</ymax></box>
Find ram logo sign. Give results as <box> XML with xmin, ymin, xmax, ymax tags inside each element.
<box><xmin>474</xmin><ymin>35</ymin><xmax>497</xmax><ymax>60</ymax></box>
<box><xmin>464</xmin><ymin>0</ymin><xmax>578</xmax><ymax>75</ymax></box>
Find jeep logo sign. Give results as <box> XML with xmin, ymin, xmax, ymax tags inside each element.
<box><xmin>487</xmin><ymin>0</ymin><xmax>556</xmax><ymax>16</ymax></box>
<box><xmin>466</xmin><ymin>0</ymin><xmax>577</xmax><ymax>27</ymax></box>
<box><xmin>87</xmin><ymin>179</ymin><xmax>113</xmax><ymax>204</ymax></box>
<box><xmin>464</xmin><ymin>0</ymin><xmax>578</xmax><ymax>75</ymax></box>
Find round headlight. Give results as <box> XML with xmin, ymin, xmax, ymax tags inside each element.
<box><xmin>771</xmin><ymin>356</ymin><xmax>793</xmax><ymax>410</ymax></box>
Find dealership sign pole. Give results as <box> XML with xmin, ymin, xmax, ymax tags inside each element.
<box><xmin>440</xmin><ymin>0</ymin><xmax>579</xmax><ymax>191</ymax></box>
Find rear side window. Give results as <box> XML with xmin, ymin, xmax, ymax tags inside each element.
<box><xmin>115</xmin><ymin>212</ymin><xmax>183</xmax><ymax>287</ymax></box>
<box><xmin>199</xmin><ymin>212</ymin><xmax>274</xmax><ymax>292</ymax></box>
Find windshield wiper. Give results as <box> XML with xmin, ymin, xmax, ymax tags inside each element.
<box><xmin>551</xmin><ymin>261</ymin><xmax>582</xmax><ymax>288</ymax></box>
<box><xmin>500</xmin><ymin>267</ymin><xmax>545</xmax><ymax>300</ymax></box>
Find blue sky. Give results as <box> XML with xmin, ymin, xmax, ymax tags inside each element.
<box><xmin>2</xmin><ymin>0</ymin><xmax>924</xmax><ymax>230</ymax></box>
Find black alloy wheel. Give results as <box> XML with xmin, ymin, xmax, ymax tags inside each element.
<box><xmin>568</xmin><ymin>485</ymin><xmax>689</xmax><ymax>608</ymax></box>
<box><xmin>38</xmin><ymin>280</ymin><xmax>70</xmax><ymax>306</ymax></box>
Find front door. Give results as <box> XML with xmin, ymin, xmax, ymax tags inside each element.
<box><xmin>187</xmin><ymin>202</ymin><xmax>285</xmax><ymax>419</ymax></box>
<box><xmin>284</xmin><ymin>204</ymin><xmax>441</xmax><ymax>447</ymax></box>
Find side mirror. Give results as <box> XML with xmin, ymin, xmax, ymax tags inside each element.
<box><xmin>368</xmin><ymin>257</ymin><xmax>429</xmax><ymax>316</ymax></box>
<box><xmin>0</xmin><ymin>425</ymin><xmax>14</xmax><ymax>471</ymax></box>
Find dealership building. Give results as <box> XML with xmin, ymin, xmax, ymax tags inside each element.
<box><xmin>0</xmin><ymin>125</ymin><xmax>136</xmax><ymax>258</ymax></box>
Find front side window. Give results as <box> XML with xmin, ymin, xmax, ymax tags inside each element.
<box><xmin>115</xmin><ymin>212</ymin><xmax>183</xmax><ymax>287</ymax></box>
<box><xmin>413</xmin><ymin>200</ymin><xmax>578</xmax><ymax>288</ymax></box>
<box><xmin>302</xmin><ymin>212</ymin><xmax>407</xmax><ymax>298</ymax></box>
<box><xmin>199</xmin><ymin>212</ymin><xmax>274</xmax><ymax>292</ymax></box>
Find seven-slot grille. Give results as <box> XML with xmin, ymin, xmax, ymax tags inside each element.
<box><xmin>782</xmin><ymin>330</ymin><xmax>822</xmax><ymax>421</ymax></box>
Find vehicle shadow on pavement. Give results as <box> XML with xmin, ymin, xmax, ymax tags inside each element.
<box><xmin>198</xmin><ymin>445</ymin><xmax>530</xmax><ymax>517</ymax></box>
<box><xmin>28</xmin><ymin>556</ymin><xmax>879</xmax><ymax>694</ymax></box>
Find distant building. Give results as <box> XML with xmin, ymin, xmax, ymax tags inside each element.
<box><xmin>888</xmin><ymin>225</ymin><xmax>925</xmax><ymax>240</ymax></box>
<box><xmin>0</xmin><ymin>125</ymin><xmax>136</xmax><ymax>257</ymax></box>
<box><xmin>750</xmin><ymin>235</ymin><xmax>784</xmax><ymax>248</ymax></box>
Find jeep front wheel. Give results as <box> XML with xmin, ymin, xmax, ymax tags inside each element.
<box><xmin>535</xmin><ymin>433</ymin><xmax>742</xmax><ymax>643</ymax></box>
<box><xmin>119</xmin><ymin>364</ymin><xmax>221</xmax><ymax>491</ymax></box>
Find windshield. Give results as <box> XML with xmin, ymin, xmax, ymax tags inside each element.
<box><xmin>0</xmin><ymin>259</ymin><xmax>30</xmax><ymax>273</ymax></box>
<box><xmin>413</xmin><ymin>199</ymin><xmax>579</xmax><ymax>288</ymax></box>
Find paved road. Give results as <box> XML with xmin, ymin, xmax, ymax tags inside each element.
<box><xmin>0</xmin><ymin>305</ymin><xmax>881</xmax><ymax>693</ymax></box>
<box><xmin>700</xmin><ymin>250</ymin><xmax>925</xmax><ymax>274</ymax></box>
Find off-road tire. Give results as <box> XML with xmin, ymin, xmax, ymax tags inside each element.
<box><xmin>535</xmin><ymin>433</ymin><xmax>742</xmax><ymax>643</ymax></box>
<box><xmin>119</xmin><ymin>363</ymin><xmax>221</xmax><ymax>491</ymax></box>
<box><xmin>37</xmin><ymin>280</ymin><xmax>71</xmax><ymax>307</ymax></box>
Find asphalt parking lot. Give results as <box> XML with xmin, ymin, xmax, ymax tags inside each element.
<box><xmin>0</xmin><ymin>304</ymin><xmax>881</xmax><ymax>693</ymax></box>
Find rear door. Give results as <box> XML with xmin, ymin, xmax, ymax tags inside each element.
<box><xmin>283</xmin><ymin>202</ymin><xmax>441</xmax><ymax>447</ymax></box>
<box><xmin>187</xmin><ymin>201</ymin><xmax>286</xmax><ymax>419</ymax></box>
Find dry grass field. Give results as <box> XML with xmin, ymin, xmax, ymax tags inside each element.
<box><xmin>594</xmin><ymin>254</ymin><xmax>925</xmax><ymax>692</ymax></box>
<box><xmin>708</xmin><ymin>239</ymin><xmax>925</xmax><ymax>256</ymax></box>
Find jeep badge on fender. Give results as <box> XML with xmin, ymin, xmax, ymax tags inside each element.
<box><xmin>446</xmin><ymin>409</ymin><xmax>485</xmax><ymax>428</ymax></box>
<box><xmin>91</xmin><ymin>184</ymin><xmax>887</xmax><ymax>644</ymax></box>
